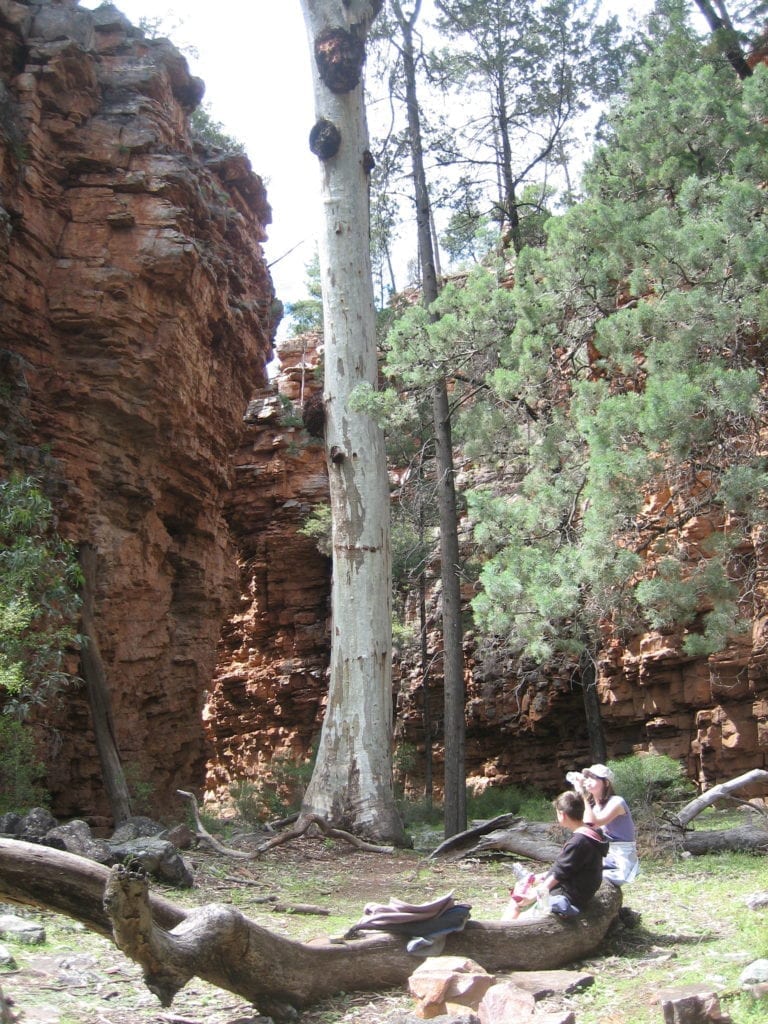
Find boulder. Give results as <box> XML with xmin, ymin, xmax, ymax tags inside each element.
<box><xmin>408</xmin><ymin>956</ymin><xmax>495</xmax><ymax>1019</ymax></box>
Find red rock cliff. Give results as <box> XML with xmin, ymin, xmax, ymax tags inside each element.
<box><xmin>205</xmin><ymin>334</ymin><xmax>331</xmax><ymax>807</ymax></box>
<box><xmin>205</xmin><ymin>327</ymin><xmax>768</xmax><ymax>805</ymax></box>
<box><xmin>1</xmin><ymin>3</ymin><xmax>764</xmax><ymax>824</ymax></box>
<box><xmin>0</xmin><ymin>0</ymin><xmax>276</xmax><ymax>822</ymax></box>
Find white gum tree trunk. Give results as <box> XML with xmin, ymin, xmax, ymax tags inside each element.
<box><xmin>298</xmin><ymin>0</ymin><xmax>405</xmax><ymax>844</ymax></box>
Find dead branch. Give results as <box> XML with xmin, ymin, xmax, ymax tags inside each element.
<box><xmin>254</xmin><ymin>812</ymin><xmax>395</xmax><ymax>855</ymax></box>
<box><xmin>177</xmin><ymin>790</ymin><xmax>258</xmax><ymax>860</ymax></box>
<box><xmin>674</xmin><ymin>769</ymin><xmax>768</xmax><ymax>827</ymax></box>
<box><xmin>680</xmin><ymin>824</ymin><xmax>768</xmax><ymax>855</ymax></box>
<box><xmin>429</xmin><ymin>813</ymin><xmax>561</xmax><ymax>863</ymax></box>
<box><xmin>271</xmin><ymin>902</ymin><xmax>330</xmax><ymax>916</ymax></box>
<box><xmin>228</xmin><ymin>892</ymin><xmax>329</xmax><ymax>915</ymax></box>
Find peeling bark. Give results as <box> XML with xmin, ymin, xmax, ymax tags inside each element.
<box><xmin>299</xmin><ymin>0</ymin><xmax>406</xmax><ymax>845</ymax></box>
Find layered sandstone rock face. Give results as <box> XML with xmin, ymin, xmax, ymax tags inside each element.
<box><xmin>208</xmin><ymin>329</ymin><xmax>767</xmax><ymax>805</ymax></box>
<box><xmin>0</xmin><ymin>0</ymin><xmax>275</xmax><ymax>822</ymax></box>
<box><xmin>394</xmin><ymin>521</ymin><xmax>768</xmax><ymax>798</ymax></box>
<box><xmin>204</xmin><ymin>334</ymin><xmax>330</xmax><ymax>807</ymax></box>
<box><xmin>0</xmin><ymin>2</ymin><xmax>763</xmax><ymax>825</ymax></box>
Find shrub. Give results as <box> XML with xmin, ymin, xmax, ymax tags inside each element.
<box><xmin>0</xmin><ymin>472</ymin><xmax>82</xmax><ymax>717</ymax></box>
<box><xmin>396</xmin><ymin>796</ymin><xmax>443</xmax><ymax>829</ymax></box>
<box><xmin>122</xmin><ymin>763</ymin><xmax>155</xmax><ymax>816</ymax></box>
<box><xmin>608</xmin><ymin>753</ymin><xmax>693</xmax><ymax>813</ymax></box>
<box><xmin>299</xmin><ymin>504</ymin><xmax>332</xmax><ymax>557</ymax></box>
<box><xmin>466</xmin><ymin>783</ymin><xmax>552</xmax><ymax>823</ymax></box>
<box><xmin>230</xmin><ymin>751</ymin><xmax>315</xmax><ymax>824</ymax></box>
<box><xmin>0</xmin><ymin>717</ymin><xmax>48</xmax><ymax>813</ymax></box>
<box><xmin>190</xmin><ymin>105</ymin><xmax>245</xmax><ymax>153</ymax></box>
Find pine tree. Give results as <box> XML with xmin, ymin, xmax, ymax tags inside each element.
<box><xmin>432</xmin><ymin>0</ymin><xmax>627</xmax><ymax>253</ymax></box>
<box><xmin>468</xmin><ymin>5</ymin><xmax>768</xmax><ymax>676</ymax></box>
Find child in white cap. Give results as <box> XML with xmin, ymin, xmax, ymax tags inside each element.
<box><xmin>568</xmin><ymin>763</ymin><xmax>639</xmax><ymax>885</ymax></box>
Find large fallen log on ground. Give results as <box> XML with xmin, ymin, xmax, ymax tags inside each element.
<box><xmin>0</xmin><ymin>838</ymin><xmax>621</xmax><ymax>1021</ymax></box>
<box><xmin>429</xmin><ymin>813</ymin><xmax>563</xmax><ymax>863</ymax></box>
<box><xmin>679</xmin><ymin>824</ymin><xmax>768</xmax><ymax>854</ymax></box>
<box><xmin>661</xmin><ymin>769</ymin><xmax>768</xmax><ymax>854</ymax></box>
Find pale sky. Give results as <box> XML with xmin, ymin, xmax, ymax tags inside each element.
<box><xmin>78</xmin><ymin>1</ymin><xmax>661</xmax><ymax>314</ymax></box>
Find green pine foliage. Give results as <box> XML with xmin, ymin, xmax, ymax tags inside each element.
<box><xmin>460</xmin><ymin>6</ymin><xmax>768</xmax><ymax>664</ymax></box>
<box><xmin>285</xmin><ymin>252</ymin><xmax>324</xmax><ymax>337</ymax></box>
<box><xmin>189</xmin><ymin>104</ymin><xmax>245</xmax><ymax>154</ymax></box>
<box><xmin>608</xmin><ymin>753</ymin><xmax>693</xmax><ymax>813</ymax></box>
<box><xmin>298</xmin><ymin>503</ymin><xmax>332</xmax><ymax>558</ymax></box>
<box><xmin>0</xmin><ymin>473</ymin><xmax>83</xmax><ymax>717</ymax></box>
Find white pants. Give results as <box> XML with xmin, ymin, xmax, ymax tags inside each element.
<box><xmin>604</xmin><ymin>841</ymin><xmax>639</xmax><ymax>885</ymax></box>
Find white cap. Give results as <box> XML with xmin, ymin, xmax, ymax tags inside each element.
<box><xmin>584</xmin><ymin>763</ymin><xmax>614</xmax><ymax>783</ymax></box>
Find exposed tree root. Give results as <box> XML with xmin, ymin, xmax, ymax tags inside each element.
<box><xmin>178</xmin><ymin>789</ymin><xmax>395</xmax><ymax>857</ymax></box>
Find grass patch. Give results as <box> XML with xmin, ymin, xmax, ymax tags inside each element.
<box><xmin>2</xmin><ymin>768</ymin><xmax>767</xmax><ymax>1024</ymax></box>
<box><xmin>573</xmin><ymin>851</ymin><xmax>768</xmax><ymax>1024</ymax></box>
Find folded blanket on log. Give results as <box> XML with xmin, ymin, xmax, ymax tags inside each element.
<box><xmin>344</xmin><ymin>892</ymin><xmax>472</xmax><ymax>941</ymax></box>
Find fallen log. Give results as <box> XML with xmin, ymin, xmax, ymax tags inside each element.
<box><xmin>429</xmin><ymin>813</ymin><xmax>561</xmax><ymax>863</ymax></box>
<box><xmin>674</xmin><ymin>769</ymin><xmax>768</xmax><ymax>827</ymax></box>
<box><xmin>0</xmin><ymin>838</ymin><xmax>621</xmax><ymax>1021</ymax></box>
<box><xmin>680</xmin><ymin>824</ymin><xmax>768</xmax><ymax>855</ymax></box>
<box><xmin>0</xmin><ymin>838</ymin><xmax>184</xmax><ymax>936</ymax></box>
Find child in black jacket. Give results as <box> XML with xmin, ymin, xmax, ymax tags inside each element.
<box><xmin>505</xmin><ymin>790</ymin><xmax>609</xmax><ymax>919</ymax></box>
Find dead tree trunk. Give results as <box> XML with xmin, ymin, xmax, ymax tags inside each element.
<box><xmin>429</xmin><ymin>813</ymin><xmax>561</xmax><ymax>863</ymax></box>
<box><xmin>673</xmin><ymin>769</ymin><xmax>768</xmax><ymax>827</ymax></box>
<box><xmin>662</xmin><ymin>769</ymin><xmax>768</xmax><ymax>855</ymax></box>
<box><xmin>0</xmin><ymin>839</ymin><xmax>621</xmax><ymax>1022</ymax></box>
<box><xmin>0</xmin><ymin>839</ymin><xmax>183</xmax><ymax>936</ymax></box>
<box><xmin>79</xmin><ymin>543</ymin><xmax>133</xmax><ymax>825</ymax></box>
<box><xmin>680</xmin><ymin>825</ymin><xmax>768</xmax><ymax>855</ymax></box>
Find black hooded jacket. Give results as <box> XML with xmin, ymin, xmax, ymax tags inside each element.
<box><xmin>550</xmin><ymin>825</ymin><xmax>610</xmax><ymax>909</ymax></box>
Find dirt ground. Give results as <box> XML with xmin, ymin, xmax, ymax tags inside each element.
<box><xmin>1</xmin><ymin>830</ymin><xmax>761</xmax><ymax>1024</ymax></box>
<box><xmin>0</xmin><ymin>832</ymin><xmax>582</xmax><ymax>1024</ymax></box>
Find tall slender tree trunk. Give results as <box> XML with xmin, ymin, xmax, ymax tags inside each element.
<box><xmin>419</xmin><ymin>568</ymin><xmax>433</xmax><ymax>804</ymax></box>
<box><xmin>79</xmin><ymin>544</ymin><xmax>132</xmax><ymax>825</ymax></box>
<box><xmin>392</xmin><ymin>0</ymin><xmax>466</xmax><ymax>837</ymax></box>
<box><xmin>433</xmin><ymin>383</ymin><xmax>466</xmax><ymax>836</ymax></box>
<box><xmin>496</xmin><ymin>73</ymin><xmax>523</xmax><ymax>255</ymax></box>
<box><xmin>417</xmin><ymin>465</ymin><xmax>433</xmax><ymax>803</ymax></box>
<box><xmin>580</xmin><ymin>650</ymin><xmax>606</xmax><ymax>766</ymax></box>
<box><xmin>298</xmin><ymin>0</ymin><xmax>405</xmax><ymax>845</ymax></box>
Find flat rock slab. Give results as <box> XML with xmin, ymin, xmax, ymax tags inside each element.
<box><xmin>652</xmin><ymin>984</ymin><xmax>729</xmax><ymax>1024</ymax></box>
<box><xmin>652</xmin><ymin>984</ymin><xmax>723</xmax><ymax>1005</ymax></box>
<box><xmin>501</xmin><ymin>969</ymin><xmax>594</xmax><ymax>998</ymax></box>
<box><xmin>0</xmin><ymin>915</ymin><xmax>45</xmax><ymax>945</ymax></box>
